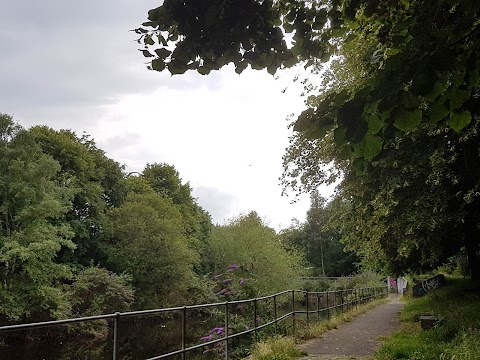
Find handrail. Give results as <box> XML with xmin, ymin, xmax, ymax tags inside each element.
<box><xmin>0</xmin><ymin>286</ymin><xmax>388</xmax><ymax>360</ymax></box>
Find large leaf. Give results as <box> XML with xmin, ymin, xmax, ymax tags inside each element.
<box><xmin>364</xmin><ymin>135</ymin><xmax>383</xmax><ymax>159</ymax></box>
<box><xmin>392</xmin><ymin>107</ymin><xmax>422</xmax><ymax>131</ymax></box>
<box><xmin>449</xmin><ymin>87</ymin><xmax>470</xmax><ymax>110</ymax></box>
<box><xmin>448</xmin><ymin>110</ymin><xmax>471</xmax><ymax>132</ymax></box>
<box><xmin>428</xmin><ymin>101</ymin><xmax>449</xmax><ymax>123</ymax></box>
<box><xmin>293</xmin><ymin>108</ymin><xmax>315</xmax><ymax>132</ymax></box>
<box><xmin>367</xmin><ymin>115</ymin><xmax>384</xmax><ymax>134</ymax></box>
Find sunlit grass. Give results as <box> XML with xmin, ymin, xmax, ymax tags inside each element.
<box><xmin>250</xmin><ymin>335</ymin><xmax>304</xmax><ymax>360</ymax></box>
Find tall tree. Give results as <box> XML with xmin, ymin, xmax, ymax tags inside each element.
<box><xmin>0</xmin><ymin>114</ymin><xmax>76</xmax><ymax>322</ymax></box>
<box><xmin>107</xmin><ymin>192</ymin><xmax>197</xmax><ymax>308</ymax></box>
<box><xmin>28</xmin><ymin>126</ymin><xmax>125</xmax><ymax>267</ymax></box>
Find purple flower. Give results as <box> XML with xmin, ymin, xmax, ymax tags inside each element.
<box><xmin>210</xmin><ymin>327</ymin><xmax>225</xmax><ymax>335</ymax></box>
<box><xmin>227</xmin><ymin>264</ymin><xmax>238</xmax><ymax>272</ymax></box>
<box><xmin>200</xmin><ymin>335</ymin><xmax>213</xmax><ymax>342</ymax></box>
<box><xmin>203</xmin><ymin>349</ymin><xmax>214</xmax><ymax>354</ymax></box>
<box><xmin>216</xmin><ymin>288</ymin><xmax>231</xmax><ymax>296</ymax></box>
<box><xmin>239</xmin><ymin>278</ymin><xmax>245</xmax><ymax>285</ymax></box>
<box><xmin>223</xmin><ymin>278</ymin><xmax>233</xmax><ymax>284</ymax></box>
<box><xmin>214</xmin><ymin>274</ymin><xmax>224</xmax><ymax>280</ymax></box>
<box><xmin>245</xmin><ymin>325</ymin><xmax>250</xmax><ymax>331</ymax></box>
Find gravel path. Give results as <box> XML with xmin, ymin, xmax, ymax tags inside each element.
<box><xmin>298</xmin><ymin>296</ymin><xmax>404</xmax><ymax>360</ymax></box>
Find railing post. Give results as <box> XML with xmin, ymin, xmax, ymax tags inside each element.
<box><xmin>340</xmin><ymin>291</ymin><xmax>343</xmax><ymax>314</ymax></box>
<box><xmin>333</xmin><ymin>290</ymin><xmax>337</xmax><ymax>315</ymax></box>
<box><xmin>326</xmin><ymin>292</ymin><xmax>330</xmax><ymax>320</ymax></box>
<box><xmin>273</xmin><ymin>295</ymin><xmax>278</xmax><ymax>334</ymax></box>
<box><xmin>292</xmin><ymin>290</ymin><xmax>295</xmax><ymax>335</ymax></box>
<box><xmin>113</xmin><ymin>312</ymin><xmax>120</xmax><ymax>360</ymax></box>
<box><xmin>182</xmin><ymin>306</ymin><xmax>186</xmax><ymax>360</ymax></box>
<box><xmin>225</xmin><ymin>302</ymin><xmax>229</xmax><ymax>360</ymax></box>
<box><xmin>306</xmin><ymin>292</ymin><xmax>309</xmax><ymax>325</ymax></box>
<box><xmin>316</xmin><ymin>293</ymin><xmax>320</xmax><ymax>321</ymax></box>
<box><xmin>254</xmin><ymin>298</ymin><xmax>258</xmax><ymax>343</ymax></box>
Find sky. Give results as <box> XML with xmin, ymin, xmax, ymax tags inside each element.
<box><xmin>0</xmin><ymin>0</ymin><xmax>334</xmax><ymax>229</ymax></box>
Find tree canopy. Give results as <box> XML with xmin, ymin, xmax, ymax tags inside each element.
<box><xmin>137</xmin><ymin>0</ymin><xmax>480</xmax><ymax>279</ymax></box>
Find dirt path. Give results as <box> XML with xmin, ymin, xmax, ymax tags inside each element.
<box><xmin>298</xmin><ymin>296</ymin><xmax>404</xmax><ymax>360</ymax></box>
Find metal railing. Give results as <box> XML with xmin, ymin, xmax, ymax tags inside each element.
<box><xmin>0</xmin><ymin>286</ymin><xmax>387</xmax><ymax>360</ymax></box>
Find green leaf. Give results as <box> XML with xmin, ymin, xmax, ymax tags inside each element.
<box><xmin>293</xmin><ymin>109</ymin><xmax>315</xmax><ymax>132</ymax></box>
<box><xmin>235</xmin><ymin>61</ymin><xmax>248</xmax><ymax>74</ymax></box>
<box><xmin>428</xmin><ymin>101</ymin><xmax>449</xmax><ymax>123</ymax></box>
<box><xmin>449</xmin><ymin>87</ymin><xmax>470</xmax><ymax>110</ymax></box>
<box><xmin>392</xmin><ymin>107</ymin><xmax>422</xmax><ymax>131</ymax></box>
<box><xmin>334</xmin><ymin>126</ymin><xmax>348</xmax><ymax>146</ymax></box>
<box><xmin>364</xmin><ymin>135</ymin><xmax>383</xmax><ymax>159</ymax></box>
<box><xmin>197</xmin><ymin>67</ymin><xmax>211</xmax><ymax>75</ymax></box>
<box><xmin>467</xmin><ymin>70</ymin><xmax>479</xmax><ymax>88</ymax></box>
<box><xmin>151</xmin><ymin>58</ymin><xmax>166</xmax><ymax>72</ymax></box>
<box><xmin>155</xmin><ymin>48</ymin><xmax>171</xmax><ymax>59</ymax></box>
<box><xmin>368</xmin><ymin>115</ymin><xmax>384</xmax><ymax>134</ymax></box>
<box><xmin>141</xmin><ymin>50</ymin><xmax>154</xmax><ymax>58</ymax></box>
<box><xmin>448</xmin><ymin>110</ymin><xmax>471</xmax><ymax>132</ymax></box>
<box><xmin>385</xmin><ymin>48</ymin><xmax>400</xmax><ymax>56</ymax></box>
<box><xmin>423</xmin><ymin>79</ymin><xmax>446</xmax><ymax>102</ymax></box>
<box><xmin>144</xmin><ymin>35</ymin><xmax>155</xmax><ymax>46</ymax></box>
<box><xmin>353</xmin><ymin>158</ymin><xmax>365</xmax><ymax>175</ymax></box>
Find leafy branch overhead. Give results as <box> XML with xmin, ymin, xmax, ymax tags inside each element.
<box><xmin>137</xmin><ymin>0</ymin><xmax>480</xmax><ymax>159</ymax></box>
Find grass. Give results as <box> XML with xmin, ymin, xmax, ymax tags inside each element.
<box><xmin>250</xmin><ymin>336</ymin><xmax>305</xmax><ymax>360</ymax></box>
<box><xmin>374</xmin><ymin>277</ymin><xmax>480</xmax><ymax>360</ymax></box>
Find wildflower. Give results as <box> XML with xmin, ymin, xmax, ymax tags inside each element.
<box><xmin>200</xmin><ymin>335</ymin><xmax>213</xmax><ymax>342</ymax></box>
<box><xmin>214</xmin><ymin>274</ymin><xmax>224</xmax><ymax>280</ymax></box>
<box><xmin>210</xmin><ymin>327</ymin><xmax>225</xmax><ymax>335</ymax></box>
<box><xmin>239</xmin><ymin>278</ymin><xmax>245</xmax><ymax>285</ymax></box>
<box><xmin>223</xmin><ymin>278</ymin><xmax>233</xmax><ymax>284</ymax></box>
<box><xmin>245</xmin><ymin>325</ymin><xmax>250</xmax><ymax>331</ymax></box>
<box><xmin>216</xmin><ymin>288</ymin><xmax>231</xmax><ymax>296</ymax></box>
<box><xmin>227</xmin><ymin>264</ymin><xmax>238</xmax><ymax>272</ymax></box>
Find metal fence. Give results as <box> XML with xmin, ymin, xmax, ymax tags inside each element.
<box><xmin>0</xmin><ymin>286</ymin><xmax>387</xmax><ymax>360</ymax></box>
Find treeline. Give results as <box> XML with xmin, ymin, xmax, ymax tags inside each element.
<box><xmin>1</xmin><ymin>113</ymin><xmax>332</xmax><ymax>325</ymax></box>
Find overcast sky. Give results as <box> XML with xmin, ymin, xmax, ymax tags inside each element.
<box><xmin>0</xmin><ymin>0</ymin><xmax>334</xmax><ymax>229</ymax></box>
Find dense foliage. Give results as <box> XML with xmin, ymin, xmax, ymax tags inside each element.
<box><xmin>0</xmin><ymin>114</ymin><xmax>307</xmax><ymax>328</ymax></box>
<box><xmin>137</xmin><ymin>0</ymin><xmax>480</xmax><ymax>279</ymax></box>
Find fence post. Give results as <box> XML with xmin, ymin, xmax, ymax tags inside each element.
<box><xmin>316</xmin><ymin>293</ymin><xmax>320</xmax><ymax>321</ymax></box>
<box><xmin>273</xmin><ymin>295</ymin><xmax>278</xmax><ymax>334</ymax></box>
<box><xmin>326</xmin><ymin>292</ymin><xmax>330</xmax><ymax>320</ymax></box>
<box><xmin>340</xmin><ymin>291</ymin><xmax>344</xmax><ymax>314</ymax></box>
<box><xmin>306</xmin><ymin>292</ymin><xmax>309</xmax><ymax>326</ymax></box>
<box><xmin>254</xmin><ymin>298</ymin><xmax>258</xmax><ymax>343</ymax></box>
<box><xmin>225</xmin><ymin>302</ymin><xmax>229</xmax><ymax>360</ymax></box>
<box><xmin>182</xmin><ymin>306</ymin><xmax>186</xmax><ymax>360</ymax></box>
<box><xmin>113</xmin><ymin>312</ymin><xmax>120</xmax><ymax>360</ymax></box>
<box><xmin>292</xmin><ymin>290</ymin><xmax>295</xmax><ymax>335</ymax></box>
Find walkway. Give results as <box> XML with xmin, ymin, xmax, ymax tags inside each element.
<box><xmin>299</xmin><ymin>295</ymin><xmax>404</xmax><ymax>360</ymax></box>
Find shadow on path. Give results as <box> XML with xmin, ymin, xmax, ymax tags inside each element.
<box><xmin>299</xmin><ymin>295</ymin><xmax>404</xmax><ymax>360</ymax></box>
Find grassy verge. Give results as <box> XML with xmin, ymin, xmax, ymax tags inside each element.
<box><xmin>374</xmin><ymin>278</ymin><xmax>480</xmax><ymax>360</ymax></box>
<box><xmin>249</xmin><ymin>298</ymin><xmax>388</xmax><ymax>360</ymax></box>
